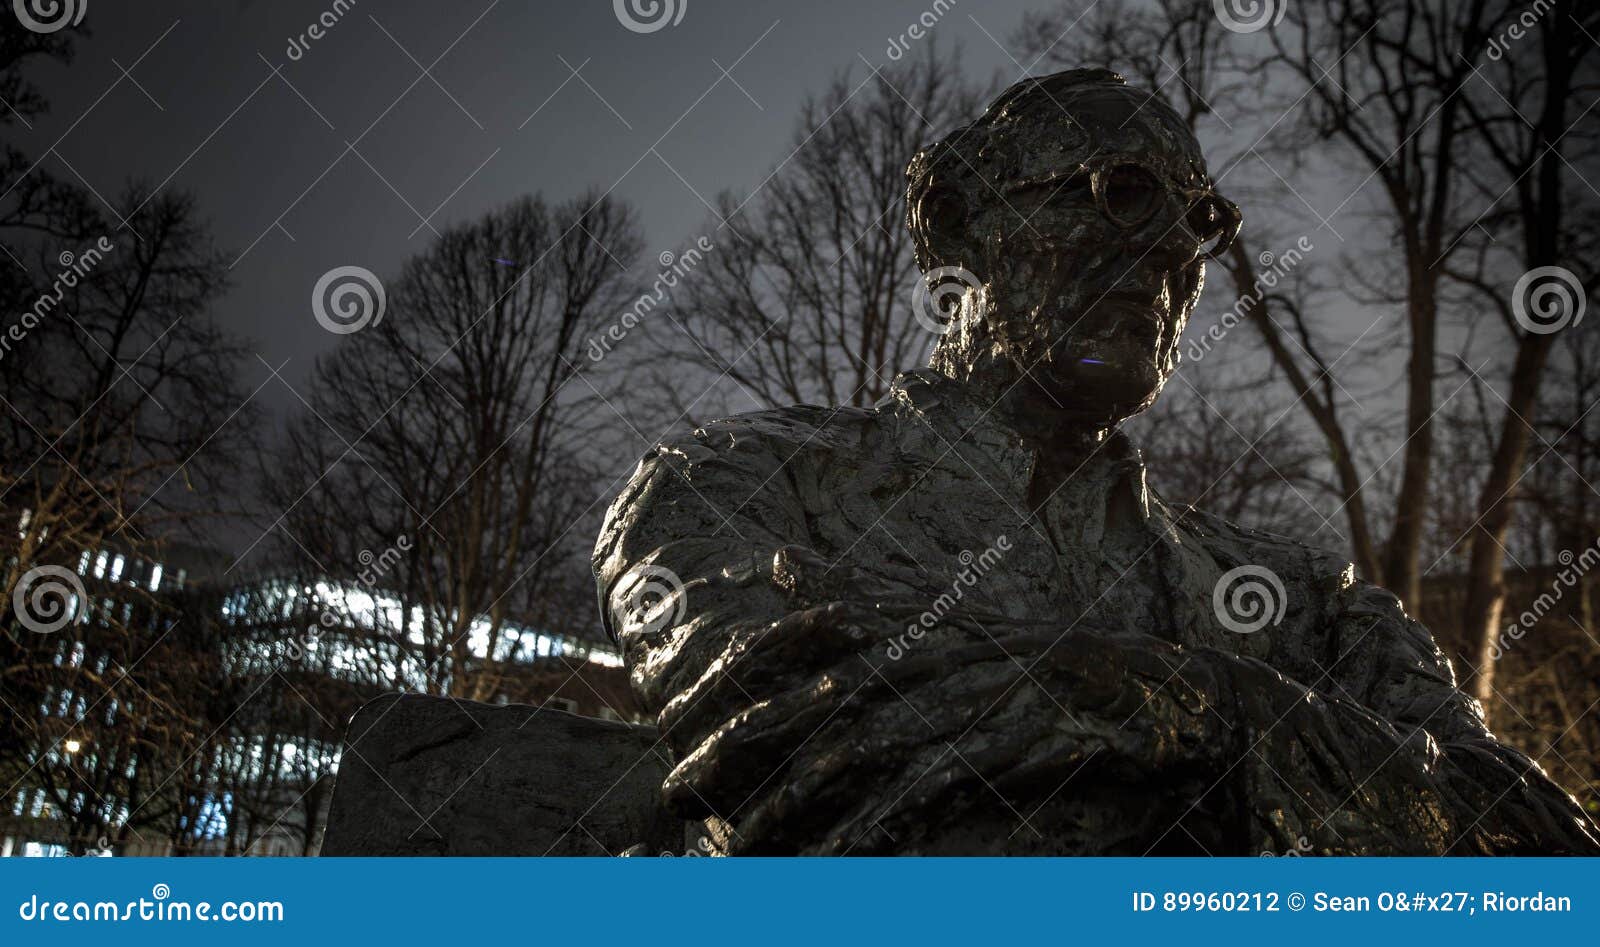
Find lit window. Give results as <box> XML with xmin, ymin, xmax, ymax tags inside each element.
<box><xmin>93</xmin><ymin>552</ymin><xmax>108</xmax><ymax>579</ymax></box>
<box><xmin>109</xmin><ymin>555</ymin><xmax>124</xmax><ymax>582</ymax></box>
<box><xmin>148</xmin><ymin>563</ymin><xmax>163</xmax><ymax>592</ymax></box>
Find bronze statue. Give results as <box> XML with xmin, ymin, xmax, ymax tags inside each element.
<box><xmin>592</xmin><ymin>69</ymin><xmax>1600</xmax><ymax>855</ymax></box>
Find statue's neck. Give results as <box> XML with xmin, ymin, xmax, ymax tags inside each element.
<box><xmin>927</xmin><ymin>356</ymin><xmax>1114</xmax><ymax>459</ymax></box>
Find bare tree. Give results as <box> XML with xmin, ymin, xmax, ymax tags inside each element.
<box><xmin>264</xmin><ymin>193</ymin><xmax>642</xmax><ymax>702</ymax></box>
<box><xmin>1418</xmin><ymin>0</ymin><xmax>1600</xmax><ymax>706</ymax></box>
<box><xmin>1</xmin><ymin>33</ymin><xmax>259</xmax><ymax>808</ymax></box>
<box><xmin>658</xmin><ymin>48</ymin><xmax>984</xmax><ymax>412</ymax></box>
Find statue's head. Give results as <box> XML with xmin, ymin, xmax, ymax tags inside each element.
<box><xmin>907</xmin><ymin>68</ymin><xmax>1239</xmax><ymax>434</ymax></box>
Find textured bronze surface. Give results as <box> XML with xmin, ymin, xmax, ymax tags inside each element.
<box><xmin>593</xmin><ymin>70</ymin><xmax>1599</xmax><ymax>855</ymax></box>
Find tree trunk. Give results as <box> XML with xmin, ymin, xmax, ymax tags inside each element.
<box><xmin>1382</xmin><ymin>278</ymin><xmax>1439</xmax><ymax>613</ymax></box>
<box><xmin>1466</xmin><ymin>335</ymin><xmax>1556</xmax><ymax>711</ymax></box>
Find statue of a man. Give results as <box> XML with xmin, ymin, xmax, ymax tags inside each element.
<box><xmin>592</xmin><ymin>69</ymin><xmax>1599</xmax><ymax>855</ymax></box>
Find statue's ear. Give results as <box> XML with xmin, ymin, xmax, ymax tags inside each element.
<box><xmin>914</xmin><ymin>184</ymin><xmax>969</xmax><ymax>267</ymax></box>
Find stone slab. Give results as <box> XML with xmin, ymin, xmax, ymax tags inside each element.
<box><xmin>322</xmin><ymin>693</ymin><xmax>680</xmax><ymax>856</ymax></box>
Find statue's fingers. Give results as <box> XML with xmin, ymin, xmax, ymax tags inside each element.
<box><xmin>659</xmin><ymin>602</ymin><xmax>876</xmax><ymax>749</ymax></box>
<box><xmin>661</xmin><ymin>663</ymin><xmax>878</xmax><ymax>819</ymax></box>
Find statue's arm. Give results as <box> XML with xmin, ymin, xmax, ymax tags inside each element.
<box><xmin>1314</xmin><ymin>581</ymin><xmax>1600</xmax><ymax>854</ymax></box>
<box><xmin>593</xmin><ymin>431</ymin><xmax>798</xmax><ymax>714</ymax></box>
<box><xmin>593</xmin><ymin>424</ymin><xmax>918</xmax><ymax>835</ymax></box>
<box><xmin>765</xmin><ymin>605</ymin><xmax>1600</xmax><ymax>854</ymax></box>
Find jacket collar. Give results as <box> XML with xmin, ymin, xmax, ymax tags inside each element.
<box><xmin>881</xmin><ymin>368</ymin><xmax>1152</xmax><ymax>522</ymax></box>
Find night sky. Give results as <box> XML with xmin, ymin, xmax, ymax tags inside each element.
<box><xmin>13</xmin><ymin>0</ymin><xmax>1414</xmax><ymax>563</ymax></box>
<box><xmin>18</xmin><ymin>0</ymin><xmax>1051</xmax><ymax>420</ymax></box>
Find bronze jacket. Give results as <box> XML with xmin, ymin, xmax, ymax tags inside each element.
<box><xmin>594</xmin><ymin>369</ymin><xmax>1598</xmax><ymax>855</ymax></box>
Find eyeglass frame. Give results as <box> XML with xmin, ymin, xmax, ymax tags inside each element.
<box><xmin>1002</xmin><ymin>154</ymin><xmax>1242</xmax><ymax>260</ymax></box>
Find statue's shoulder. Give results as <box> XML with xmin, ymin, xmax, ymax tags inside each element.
<box><xmin>659</xmin><ymin>402</ymin><xmax>878</xmax><ymax>464</ymax></box>
<box><xmin>1164</xmin><ymin>499</ymin><xmax>1356</xmax><ymax>594</ymax></box>
<box><xmin>597</xmin><ymin>402</ymin><xmax>880</xmax><ymax>552</ymax></box>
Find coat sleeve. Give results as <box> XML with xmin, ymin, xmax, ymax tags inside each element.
<box><xmin>591</xmin><ymin>416</ymin><xmax>814</xmax><ymax>717</ymax></box>
<box><xmin>1322</xmin><ymin>580</ymin><xmax>1599</xmax><ymax>854</ymax></box>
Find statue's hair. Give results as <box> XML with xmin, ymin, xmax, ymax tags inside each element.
<box><xmin>905</xmin><ymin>68</ymin><xmax>1130</xmax><ymax>269</ymax></box>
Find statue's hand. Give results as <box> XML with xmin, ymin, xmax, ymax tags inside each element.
<box><xmin>825</xmin><ymin>629</ymin><xmax>1238</xmax><ymax>834</ymax></box>
<box><xmin>659</xmin><ymin>618</ymin><xmax>1241</xmax><ymax>852</ymax></box>
<box><xmin>650</xmin><ymin>546</ymin><xmax>928</xmax><ymax>819</ymax></box>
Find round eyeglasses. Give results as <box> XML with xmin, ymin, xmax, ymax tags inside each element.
<box><xmin>1011</xmin><ymin>157</ymin><xmax>1242</xmax><ymax>259</ymax></box>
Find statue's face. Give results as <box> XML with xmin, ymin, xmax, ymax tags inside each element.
<box><xmin>922</xmin><ymin>82</ymin><xmax>1238</xmax><ymax>428</ymax></box>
